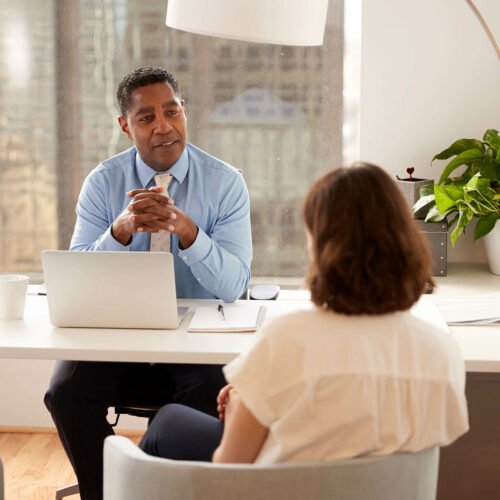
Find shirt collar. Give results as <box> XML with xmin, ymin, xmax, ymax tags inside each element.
<box><xmin>135</xmin><ymin>146</ymin><xmax>189</xmax><ymax>188</ymax></box>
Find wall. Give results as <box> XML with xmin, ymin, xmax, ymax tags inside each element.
<box><xmin>359</xmin><ymin>0</ymin><xmax>500</xmax><ymax>262</ymax></box>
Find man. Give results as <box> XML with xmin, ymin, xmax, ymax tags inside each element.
<box><xmin>44</xmin><ymin>66</ymin><xmax>252</xmax><ymax>500</ymax></box>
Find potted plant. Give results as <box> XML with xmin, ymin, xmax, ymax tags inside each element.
<box><xmin>414</xmin><ymin>128</ymin><xmax>500</xmax><ymax>274</ymax></box>
<box><xmin>396</xmin><ymin>167</ymin><xmax>433</xmax><ymax>219</ymax></box>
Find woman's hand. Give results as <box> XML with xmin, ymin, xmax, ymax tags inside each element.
<box><xmin>216</xmin><ymin>384</ymin><xmax>233</xmax><ymax>421</ymax></box>
<box><xmin>212</xmin><ymin>387</ymin><xmax>269</xmax><ymax>463</ymax></box>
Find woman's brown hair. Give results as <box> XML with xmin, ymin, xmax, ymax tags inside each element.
<box><xmin>303</xmin><ymin>162</ymin><xmax>434</xmax><ymax>315</ymax></box>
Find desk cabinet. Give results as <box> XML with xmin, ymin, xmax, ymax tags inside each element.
<box><xmin>416</xmin><ymin>220</ymin><xmax>448</xmax><ymax>276</ymax></box>
<box><xmin>438</xmin><ymin>372</ymin><xmax>500</xmax><ymax>500</ymax></box>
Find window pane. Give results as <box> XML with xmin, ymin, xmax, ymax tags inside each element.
<box><xmin>0</xmin><ymin>0</ymin><xmax>358</xmax><ymax>283</ymax></box>
<box><xmin>0</xmin><ymin>0</ymin><xmax>56</xmax><ymax>272</ymax></box>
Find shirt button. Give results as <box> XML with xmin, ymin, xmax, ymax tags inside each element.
<box><xmin>183</xmin><ymin>256</ymin><xmax>188</xmax><ymax>261</ymax></box>
<box><xmin>197</xmin><ymin>277</ymin><xmax>201</xmax><ymax>281</ymax></box>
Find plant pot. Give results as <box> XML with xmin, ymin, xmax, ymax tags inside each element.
<box><xmin>396</xmin><ymin>178</ymin><xmax>433</xmax><ymax>219</ymax></box>
<box><xmin>484</xmin><ymin>221</ymin><xmax>500</xmax><ymax>275</ymax></box>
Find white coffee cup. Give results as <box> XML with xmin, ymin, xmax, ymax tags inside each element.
<box><xmin>0</xmin><ymin>274</ymin><xmax>29</xmax><ymax>320</ymax></box>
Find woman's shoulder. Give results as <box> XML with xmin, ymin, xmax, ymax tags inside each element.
<box><xmin>266</xmin><ymin>306</ymin><xmax>328</xmax><ymax>324</ymax></box>
<box><xmin>392</xmin><ymin>310</ymin><xmax>464</xmax><ymax>369</ymax></box>
<box><xmin>258</xmin><ymin>305</ymin><xmax>460</xmax><ymax>354</ymax></box>
<box><xmin>258</xmin><ymin>307</ymin><xmax>339</xmax><ymax>340</ymax></box>
<box><xmin>397</xmin><ymin>310</ymin><xmax>457</xmax><ymax>345</ymax></box>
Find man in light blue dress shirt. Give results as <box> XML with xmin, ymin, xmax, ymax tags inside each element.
<box><xmin>44</xmin><ymin>66</ymin><xmax>252</xmax><ymax>500</ymax></box>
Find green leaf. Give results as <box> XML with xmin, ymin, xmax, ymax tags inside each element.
<box><xmin>478</xmin><ymin>149</ymin><xmax>500</xmax><ymax>181</ymax></box>
<box><xmin>434</xmin><ymin>184</ymin><xmax>459</xmax><ymax>213</ymax></box>
<box><xmin>474</xmin><ymin>213</ymin><xmax>500</xmax><ymax>241</ymax></box>
<box><xmin>442</xmin><ymin>184</ymin><xmax>465</xmax><ymax>201</ymax></box>
<box><xmin>425</xmin><ymin>204</ymin><xmax>451</xmax><ymax>222</ymax></box>
<box><xmin>460</xmin><ymin>164</ymin><xmax>476</xmax><ymax>183</ymax></box>
<box><xmin>437</xmin><ymin>149</ymin><xmax>485</xmax><ymax>184</ymax></box>
<box><xmin>465</xmin><ymin>175</ymin><xmax>495</xmax><ymax>200</ymax></box>
<box><xmin>465</xmin><ymin>174</ymin><xmax>483</xmax><ymax>189</ymax></box>
<box><xmin>492</xmin><ymin>155</ymin><xmax>500</xmax><ymax>180</ymax></box>
<box><xmin>444</xmin><ymin>175</ymin><xmax>469</xmax><ymax>187</ymax></box>
<box><xmin>432</xmin><ymin>139</ymin><xmax>484</xmax><ymax>162</ymax></box>
<box><xmin>483</xmin><ymin>129</ymin><xmax>500</xmax><ymax>153</ymax></box>
<box><xmin>447</xmin><ymin>213</ymin><xmax>459</xmax><ymax>229</ymax></box>
<box><xmin>419</xmin><ymin>183</ymin><xmax>435</xmax><ymax>197</ymax></box>
<box><xmin>413</xmin><ymin>194</ymin><xmax>435</xmax><ymax>213</ymax></box>
<box><xmin>450</xmin><ymin>207</ymin><xmax>473</xmax><ymax>246</ymax></box>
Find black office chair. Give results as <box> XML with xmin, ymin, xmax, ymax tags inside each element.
<box><xmin>56</xmin><ymin>402</ymin><xmax>161</xmax><ymax>499</ymax></box>
<box><xmin>112</xmin><ymin>405</ymin><xmax>159</xmax><ymax>425</ymax></box>
<box><xmin>56</xmin><ymin>366</ymin><xmax>166</xmax><ymax>498</ymax></box>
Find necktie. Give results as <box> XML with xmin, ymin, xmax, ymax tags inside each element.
<box><xmin>150</xmin><ymin>172</ymin><xmax>173</xmax><ymax>252</ymax></box>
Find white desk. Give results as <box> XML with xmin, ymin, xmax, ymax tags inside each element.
<box><xmin>0</xmin><ymin>262</ymin><xmax>498</xmax><ymax>371</ymax></box>
<box><xmin>0</xmin><ymin>297</ymin><xmax>313</xmax><ymax>365</ymax></box>
<box><xmin>431</xmin><ymin>263</ymin><xmax>500</xmax><ymax>373</ymax></box>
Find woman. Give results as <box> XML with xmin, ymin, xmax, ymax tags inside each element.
<box><xmin>140</xmin><ymin>162</ymin><xmax>468</xmax><ymax>463</ymax></box>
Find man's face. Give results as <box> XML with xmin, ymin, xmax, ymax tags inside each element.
<box><xmin>118</xmin><ymin>82</ymin><xmax>187</xmax><ymax>172</ymax></box>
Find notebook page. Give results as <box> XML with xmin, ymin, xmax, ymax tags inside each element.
<box><xmin>430</xmin><ymin>293</ymin><xmax>500</xmax><ymax>325</ymax></box>
<box><xmin>188</xmin><ymin>304</ymin><xmax>265</xmax><ymax>332</ymax></box>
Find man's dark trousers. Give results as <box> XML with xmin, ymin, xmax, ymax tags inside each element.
<box><xmin>44</xmin><ymin>360</ymin><xmax>226</xmax><ymax>500</ymax></box>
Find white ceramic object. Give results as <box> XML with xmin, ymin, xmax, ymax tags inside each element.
<box><xmin>0</xmin><ymin>274</ymin><xmax>29</xmax><ymax>320</ymax></box>
<box><xmin>484</xmin><ymin>222</ymin><xmax>500</xmax><ymax>275</ymax></box>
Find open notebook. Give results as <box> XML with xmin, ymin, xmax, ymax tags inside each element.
<box><xmin>430</xmin><ymin>293</ymin><xmax>500</xmax><ymax>325</ymax></box>
<box><xmin>188</xmin><ymin>303</ymin><xmax>266</xmax><ymax>333</ymax></box>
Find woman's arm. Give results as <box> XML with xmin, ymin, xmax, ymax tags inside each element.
<box><xmin>212</xmin><ymin>389</ymin><xmax>269</xmax><ymax>463</ymax></box>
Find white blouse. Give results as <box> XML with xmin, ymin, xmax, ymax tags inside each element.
<box><xmin>223</xmin><ymin>306</ymin><xmax>469</xmax><ymax>464</ymax></box>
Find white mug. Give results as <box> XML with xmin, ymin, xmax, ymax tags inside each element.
<box><xmin>0</xmin><ymin>274</ymin><xmax>29</xmax><ymax>320</ymax></box>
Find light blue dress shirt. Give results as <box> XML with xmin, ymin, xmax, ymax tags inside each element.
<box><xmin>70</xmin><ymin>143</ymin><xmax>252</xmax><ymax>302</ymax></box>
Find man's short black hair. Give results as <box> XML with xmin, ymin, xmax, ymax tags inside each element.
<box><xmin>116</xmin><ymin>66</ymin><xmax>180</xmax><ymax>117</ymax></box>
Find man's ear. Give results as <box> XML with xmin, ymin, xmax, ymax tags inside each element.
<box><xmin>118</xmin><ymin>116</ymin><xmax>133</xmax><ymax>141</ymax></box>
<box><xmin>181</xmin><ymin>100</ymin><xmax>187</xmax><ymax>118</ymax></box>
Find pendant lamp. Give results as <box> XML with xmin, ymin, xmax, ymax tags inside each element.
<box><xmin>166</xmin><ymin>0</ymin><xmax>329</xmax><ymax>46</ymax></box>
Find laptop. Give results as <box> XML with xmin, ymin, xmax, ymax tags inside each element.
<box><xmin>41</xmin><ymin>251</ymin><xmax>187</xmax><ymax>329</ymax></box>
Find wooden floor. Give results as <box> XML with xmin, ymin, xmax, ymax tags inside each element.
<box><xmin>0</xmin><ymin>431</ymin><xmax>142</xmax><ymax>500</ymax></box>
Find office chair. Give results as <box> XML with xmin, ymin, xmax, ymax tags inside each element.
<box><xmin>104</xmin><ymin>436</ymin><xmax>440</xmax><ymax>500</ymax></box>
<box><xmin>55</xmin><ymin>405</ymin><xmax>159</xmax><ymax>499</ymax></box>
<box><xmin>55</xmin><ymin>392</ymin><xmax>161</xmax><ymax>499</ymax></box>
<box><xmin>0</xmin><ymin>457</ymin><xmax>4</xmax><ymax>500</ymax></box>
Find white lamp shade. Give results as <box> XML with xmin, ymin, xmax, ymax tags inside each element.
<box><xmin>166</xmin><ymin>0</ymin><xmax>329</xmax><ymax>46</ymax></box>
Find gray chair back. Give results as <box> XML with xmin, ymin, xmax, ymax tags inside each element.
<box><xmin>0</xmin><ymin>457</ymin><xmax>4</xmax><ymax>500</ymax></box>
<box><xmin>103</xmin><ymin>436</ymin><xmax>439</xmax><ymax>500</ymax></box>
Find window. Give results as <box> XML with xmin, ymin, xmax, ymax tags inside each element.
<box><xmin>0</xmin><ymin>0</ymin><xmax>360</xmax><ymax>285</ymax></box>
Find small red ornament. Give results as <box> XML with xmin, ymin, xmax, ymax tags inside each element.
<box><xmin>406</xmin><ymin>167</ymin><xmax>415</xmax><ymax>181</ymax></box>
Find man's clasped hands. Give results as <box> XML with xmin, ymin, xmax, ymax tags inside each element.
<box><xmin>112</xmin><ymin>185</ymin><xmax>199</xmax><ymax>249</ymax></box>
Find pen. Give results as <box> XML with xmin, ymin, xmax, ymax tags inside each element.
<box><xmin>218</xmin><ymin>304</ymin><xmax>226</xmax><ymax>320</ymax></box>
